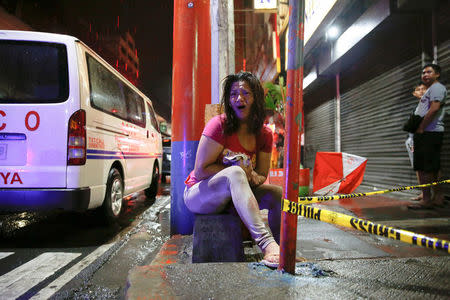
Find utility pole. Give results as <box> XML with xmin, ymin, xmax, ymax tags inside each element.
<box><xmin>278</xmin><ymin>0</ymin><xmax>305</xmax><ymax>274</ymax></box>
<box><xmin>171</xmin><ymin>0</ymin><xmax>211</xmax><ymax>235</ymax></box>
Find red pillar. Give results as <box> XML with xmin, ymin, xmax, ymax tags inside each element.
<box><xmin>278</xmin><ymin>0</ymin><xmax>305</xmax><ymax>274</ymax></box>
<box><xmin>171</xmin><ymin>0</ymin><xmax>211</xmax><ymax>235</ymax></box>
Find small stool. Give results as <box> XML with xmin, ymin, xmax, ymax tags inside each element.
<box><xmin>192</xmin><ymin>213</ymin><xmax>245</xmax><ymax>263</ymax></box>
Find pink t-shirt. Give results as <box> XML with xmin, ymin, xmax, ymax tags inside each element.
<box><xmin>185</xmin><ymin>114</ymin><xmax>273</xmax><ymax>187</ymax></box>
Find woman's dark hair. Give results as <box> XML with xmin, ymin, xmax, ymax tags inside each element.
<box><xmin>220</xmin><ymin>71</ymin><xmax>265</xmax><ymax>135</ymax></box>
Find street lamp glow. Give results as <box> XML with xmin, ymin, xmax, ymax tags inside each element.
<box><xmin>327</xmin><ymin>26</ymin><xmax>340</xmax><ymax>39</ymax></box>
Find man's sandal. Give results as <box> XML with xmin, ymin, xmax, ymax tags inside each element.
<box><xmin>410</xmin><ymin>195</ymin><xmax>423</xmax><ymax>201</ymax></box>
<box><xmin>407</xmin><ymin>203</ymin><xmax>434</xmax><ymax>209</ymax></box>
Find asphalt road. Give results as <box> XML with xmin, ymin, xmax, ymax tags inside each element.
<box><xmin>0</xmin><ymin>183</ymin><xmax>171</xmax><ymax>299</ymax></box>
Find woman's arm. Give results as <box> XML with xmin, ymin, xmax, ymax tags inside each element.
<box><xmin>250</xmin><ymin>151</ymin><xmax>271</xmax><ymax>187</ymax></box>
<box><xmin>193</xmin><ymin>135</ymin><xmax>226</xmax><ymax>180</ymax></box>
<box><xmin>416</xmin><ymin>100</ymin><xmax>442</xmax><ymax>133</ymax></box>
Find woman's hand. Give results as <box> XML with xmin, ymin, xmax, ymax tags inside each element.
<box><xmin>234</xmin><ymin>158</ymin><xmax>253</xmax><ymax>179</ymax></box>
<box><xmin>236</xmin><ymin>162</ymin><xmax>263</xmax><ymax>187</ymax></box>
<box><xmin>249</xmin><ymin>151</ymin><xmax>270</xmax><ymax>187</ymax></box>
<box><xmin>248</xmin><ymin>170</ymin><xmax>265</xmax><ymax>187</ymax></box>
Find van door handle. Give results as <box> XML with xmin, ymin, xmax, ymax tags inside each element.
<box><xmin>147</xmin><ymin>130</ymin><xmax>149</xmax><ymax>138</ymax></box>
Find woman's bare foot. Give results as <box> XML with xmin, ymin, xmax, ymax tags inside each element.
<box><xmin>263</xmin><ymin>242</ymin><xmax>279</xmax><ymax>258</ymax></box>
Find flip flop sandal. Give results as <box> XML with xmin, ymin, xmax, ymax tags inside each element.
<box><xmin>260</xmin><ymin>253</ymin><xmax>279</xmax><ymax>268</ymax></box>
<box><xmin>261</xmin><ymin>255</ymin><xmax>307</xmax><ymax>268</ymax></box>
<box><xmin>410</xmin><ymin>195</ymin><xmax>423</xmax><ymax>201</ymax></box>
<box><xmin>260</xmin><ymin>259</ymin><xmax>279</xmax><ymax>268</ymax></box>
<box><xmin>407</xmin><ymin>203</ymin><xmax>434</xmax><ymax>209</ymax></box>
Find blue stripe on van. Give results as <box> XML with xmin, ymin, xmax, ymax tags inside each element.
<box><xmin>86</xmin><ymin>149</ymin><xmax>161</xmax><ymax>160</ymax></box>
<box><xmin>87</xmin><ymin>155</ymin><xmax>124</xmax><ymax>160</ymax></box>
<box><xmin>87</xmin><ymin>149</ymin><xmax>161</xmax><ymax>156</ymax></box>
<box><xmin>87</xmin><ymin>149</ymin><xmax>123</xmax><ymax>155</ymax></box>
<box><xmin>86</xmin><ymin>155</ymin><xmax>161</xmax><ymax>160</ymax></box>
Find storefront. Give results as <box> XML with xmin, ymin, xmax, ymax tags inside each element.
<box><xmin>302</xmin><ymin>0</ymin><xmax>450</xmax><ymax>197</ymax></box>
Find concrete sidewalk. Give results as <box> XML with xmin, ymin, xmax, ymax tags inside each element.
<box><xmin>125</xmin><ymin>195</ymin><xmax>450</xmax><ymax>299</ymax></box>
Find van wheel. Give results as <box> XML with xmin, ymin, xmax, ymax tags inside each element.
<box><xmin>103</xmin><ymin>168</ymin><xmax>124</xmax><ymax>223</ymax></box>
<box><xmin>145</xmin><ymin>164</ymin><xmax>159</xmax><ymax>199</ymax></box>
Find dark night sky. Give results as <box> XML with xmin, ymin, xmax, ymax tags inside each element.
<box><xmin>78</xmin><ymin>0</ymin><xmax>174</xmax><ymax>122</ymax></box>
<box><xmin>1</xmin><ymin>0</ymin><xmax>174</xmax><ymax>121</ymax></box>
<box><xmin>131</xmin><ymin>1</ymin><xmax>173</xmax><ymax>122</ymax></box>
<box><xmin>96</xmin><ymin>0</ymin><xmax>174</xmax><ymax>122</ymax></box>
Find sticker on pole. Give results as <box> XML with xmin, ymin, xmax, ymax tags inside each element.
<box><xmin>313</xmin><ymin>152</ymin><xmax>367</xmax><ymax>195</ymax></box>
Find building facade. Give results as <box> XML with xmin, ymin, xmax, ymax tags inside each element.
<box><xmin>298</xmin><ymin>0</ymin><xmax>450</xmax><ymax>197</ymax></box>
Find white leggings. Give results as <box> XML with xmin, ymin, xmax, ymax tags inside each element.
<box><xmin>184</xmin><ymin>166</ymin><xmax>282</xmax><ymax>251</ymax></box>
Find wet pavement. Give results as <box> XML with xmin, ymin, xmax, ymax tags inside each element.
<box><xmin>126</xmin><ymin>192</ymin><xmax>450</xmax><ymax>299</ymax></box>
<box><xmin>0</xmin><ymin>184</ymin><xmax>171</xmax><ymax>299</ymax></box>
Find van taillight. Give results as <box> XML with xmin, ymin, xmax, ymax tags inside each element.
<box><xmin>67</xmin><ymin>109</ymin><xmax>86</xmax><ymax>165</ymax></box>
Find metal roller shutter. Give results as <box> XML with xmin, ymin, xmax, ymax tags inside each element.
<box><xmin>437</xmin><ymin>39</ymin><xmax>450</xmax><ymax>198</ymax></box>
<box><xmin>304</xmin><ymin>40</ymin><xmax>449</xmax><ymax>198</ymax></box>
<box><xmin>340</xmin><ymin>56</ymin><xmax>424</xmax><ymax>196</ymax></box>
<box><xmin>304</xmin><ymin>99</ymin><xmax>336</xmax><ymax>169</ymax></box>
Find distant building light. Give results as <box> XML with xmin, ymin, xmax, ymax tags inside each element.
<box><xmin>304</xmin><ymin>0</ymin><xmax>338</xmax><ymax>44</ymax></box>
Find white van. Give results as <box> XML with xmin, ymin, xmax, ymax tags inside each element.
<box><xmin>0</xmin><ymin>30</ymin><xmax>162</xmax><ymax>222</ymax></box>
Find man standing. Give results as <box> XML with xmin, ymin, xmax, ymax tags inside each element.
<box><xmin>409</xmin><ymin>63</ymin><xmax>447</xmax><ymax>209</ymax></box>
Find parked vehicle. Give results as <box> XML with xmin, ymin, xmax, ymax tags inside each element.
<box><xmin>0</xmin><ymin>30</ymin><xmax>162</xmax><ymax>223</ymax></box>
<box><xmin>162</xmin><ymin>144</ymin><xmax>171</xmax><ymax>183</ymax></box>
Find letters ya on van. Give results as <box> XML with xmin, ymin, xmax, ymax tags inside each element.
<box><xmin>0</xmin><ymin>30</ymin><xmax>162</xmax><ymax>223</ymax></box>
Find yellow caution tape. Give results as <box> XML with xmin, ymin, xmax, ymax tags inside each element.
<box><xmin>282</xmin><ymin>201</ymin><xmax>450</xmax><ymax>254</ymax></box>
<box><xmin>297</xmin><ymin>179</ymin><xmax>450</xmax><ymax>204</ymax></box>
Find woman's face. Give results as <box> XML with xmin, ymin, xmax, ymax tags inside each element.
<box><xmin>229</xmin><ymin>80</ymin><xmax>254</xmax><ymax>121</ymax></box>
<box><xmin>412</xmin><ymin>84</ymin><xmax>426</xmax><ymax>99</ymax></box>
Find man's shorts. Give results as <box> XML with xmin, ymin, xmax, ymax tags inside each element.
<box><xmin>413</xmin><ymin>132</ymin><xmax>444</xmax><ymax>172</ymax></box>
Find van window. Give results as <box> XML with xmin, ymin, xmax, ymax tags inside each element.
<box><xmin>86</xmin><ymin>54</ymin><xmax>146</xmax><ymax>127</ymax></box>
<box><xmin>147</xmin><ymin>103</ymin><xmax>160</xmax><ymax>132</ymax></box>
<box><xmin>87</xmin><ymin>55</ymin><xmax>127</xmax><ymax>120</ymax></box>
<box><xmin>0</xmin><ymin>40</ymin><xmax>69</xmax><ymax>104</ymax></box>
<box><xmin>124</xmin><ymin>85</ymin><xmax>146</xmax><ymax>128</ymax></box>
